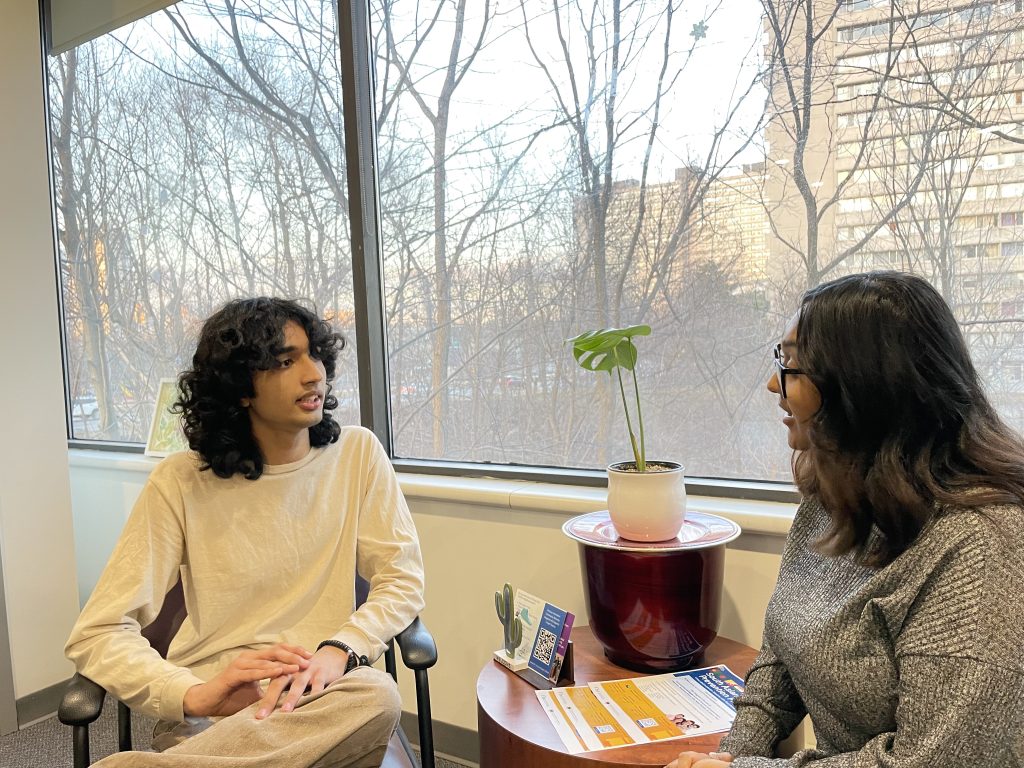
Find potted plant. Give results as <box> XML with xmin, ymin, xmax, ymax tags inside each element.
<box><xmin>569</xmin><ymin>324</ymin><xmax>687</xmax><ymax>541</ymax></box>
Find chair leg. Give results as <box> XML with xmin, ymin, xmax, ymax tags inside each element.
<box><xmin>414</xmin><ymin>670</ymin><xmax>434</xmax><ymax>768</ymax></box>
<box><xmin>396</xmin><ymin>725</ymin><xmax>418</xmax><ymax>767</ymax></box>
<box><xmin>117</xmin><ymin>700</ymin><xmax>133</xmax><ymax>752</ymax></box>
<box><xmin>72</xmin><ymin>724</ymin><xmax>90</xmax><ymax>768</ymax></box>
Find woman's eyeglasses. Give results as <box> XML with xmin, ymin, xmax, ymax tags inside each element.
<box><xmin>773</xmin><ymin>344</ymin><xmax>804</xmax><ymax>399</ymax></box>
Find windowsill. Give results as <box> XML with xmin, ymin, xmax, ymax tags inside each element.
<box><xmin>67</xmin><ymin>449</ymin><xmax>797</xmax><ymax>537</ymax></box>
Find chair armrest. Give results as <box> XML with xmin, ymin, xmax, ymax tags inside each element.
<box><xmin>394</xmin><ymin>616</ymin><xmax>437</xmax><ymax>670</ymax></box>
<box><xmin>58</xmin><ymin>673</ymin><xmax>107</xmax><ymax>726</ymax></box>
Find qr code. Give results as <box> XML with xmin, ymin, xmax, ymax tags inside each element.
<box><xmin>534</xmin><ymin>628</ymin><xmax>558</xmax><ymax>664</ymax></box>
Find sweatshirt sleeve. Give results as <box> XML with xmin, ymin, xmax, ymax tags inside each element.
<box><xmin>327</xmin><ymin>431</ymin><xmax>425</xmax><ymax>662</ymax></box>
<box><xmin>64</xmin><ymin>471</ymin><xmax>205</xmax><ymax>722</ymax></box>
<box><xmin>718</xmin><ymin>638</ymin><xmax>807</xmax><ymax>758</ymax></box>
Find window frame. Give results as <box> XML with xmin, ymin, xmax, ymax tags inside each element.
<box><xmin>60</xmin><ymin>0</ymin><xmax>801</xmax><ymax>505</ymax></box>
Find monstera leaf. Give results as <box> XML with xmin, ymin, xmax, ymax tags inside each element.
<box><xmin>569</xmin><ymin>325</ymin><xmax>651</xmax><ymax>373</ymax></box>
<box><xmin>568</xmin><ymin>324</ymin><xmax>652</xmax><ymax>470</ymax></box>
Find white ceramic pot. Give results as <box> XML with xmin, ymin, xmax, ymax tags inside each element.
<box><xmin>606</xmin><ymin>461</ymin><xmax>687</xmax><ymax>541</ymax></box>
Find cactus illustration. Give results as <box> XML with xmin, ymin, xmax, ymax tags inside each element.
<box><xmin>494</xmin><ymin>583</ymin><xmax>523</xmax><ymax>657</ymax></box>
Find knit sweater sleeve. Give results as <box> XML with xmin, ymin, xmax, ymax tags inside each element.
<box><xmin>717</xmin><ymin>638</ymin><xmax>807</xmax><ymax>758</ymax></box>
<box><xmin>719</xmin><ymin>500</ymin><xmax>816</xmax><ymax>758</ymax></box>
<box><xmin>64</xmin><ymin>463</ymin><xmax>205</xmax><ymax>723</ymax></box>
<box><xmin>729</xmin><ymin>509</ymin><xmax>1024</xmax><ymax>768</ymax></box>
<box><xmin>327</xmin><ymin>429</ymin><xmax>426</xmax><ymax>662</ymax></box>
<box><xmin>727</xmin><ymin>656</ymin><xmax>1019</xmax><ymax>768</ymax></box>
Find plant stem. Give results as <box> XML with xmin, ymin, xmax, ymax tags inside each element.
<box><xmin>631</xmin><ymin>364</ymin><xmax>646</xmax><ymax>471</ymax></box>
<box><xmin>616</xmin><ymin>368</ymin><xmax>642</xmax><ymax>470</ymax></box>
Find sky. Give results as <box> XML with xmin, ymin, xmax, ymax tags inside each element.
<box><xmin>376</xmin><ymin>0</ymin><xmax>769</xmax><ymax>184</ymax></box>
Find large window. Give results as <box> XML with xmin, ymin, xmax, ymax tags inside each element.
<box><xmin>50</xmin><ymin>2</ymin><xmax>361</xmax><ymax>442</ymax></box>
<box><xmin>50</xmin><ymin>0</ymin><xmax>1024</xmax><ymax>484</ymax></box>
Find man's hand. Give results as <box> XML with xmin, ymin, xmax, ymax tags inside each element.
<box><xmin>183</xmin><ymin>644</ymin><xmax>313</xmax><ymax>718</ymax></box>
<box><xmin>254</xmin><ymin>644</ymin><xmax>351</xmax><ymax>719</ymax></box>
<box><xmin>666</xmin><ymin>751</ymin><xmax>733</xmax><ymax>768</ymax></box>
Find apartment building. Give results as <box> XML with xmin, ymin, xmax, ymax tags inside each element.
<box><xmin>764</xmin><ymin>0</ymin><xmax>1024</xmax><ymax>387</ymax></box>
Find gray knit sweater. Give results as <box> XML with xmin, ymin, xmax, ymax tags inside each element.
<box><xmin>719</xmin><ymin>497</ymin><xmax>1024</xmax><ymax>767</ymax></box>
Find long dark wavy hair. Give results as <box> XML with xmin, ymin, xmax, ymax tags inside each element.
<box><xmin>792</xmin><ymin>271</ymin><xmax>1024</xmax><ymax>566</ymax></box>
<box><xmin>174</xmin><ymin>297</ymin><xmax>345</xmax><ymax>479</ymax></box>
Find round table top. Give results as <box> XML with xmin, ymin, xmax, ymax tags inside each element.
<box><xmin>562</xmin><ymin>511</ymin><xmax>742</xmax><ymax>552</ymax></box>
<box><xmin>476</xmin><ymin>626</ymin><xmax>759</xmax><ymax>767</ymax></box>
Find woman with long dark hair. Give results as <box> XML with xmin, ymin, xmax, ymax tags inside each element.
<box><xmin>671</xmin><ymin>272</ymin><xmax>1024</xmax><ymax>768</ymax></box>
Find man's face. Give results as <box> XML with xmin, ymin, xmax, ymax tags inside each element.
<box><xmin>242</xmin><ymin>320</ymin><xmax>326</xmax><ymax>448</ymax></box>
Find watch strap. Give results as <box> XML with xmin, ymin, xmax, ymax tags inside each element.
<box><xmin>316</xmin><ymin>639</ymin><xmax>369</xmax><ymax>673</ymax></box>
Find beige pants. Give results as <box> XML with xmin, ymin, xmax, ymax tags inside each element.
<box><xmin>94</xmin><ymin>667</ymin><xmax>401</xmax><ymax>768</ymax></box>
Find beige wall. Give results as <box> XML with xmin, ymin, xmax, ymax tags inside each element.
<box><xmin>0</xmin><ymin>0</ymin><xmax>82</xmax><ymax>699</ymax></box>
<box><xmin>68</xmin><ymin>452</ymin><xmax>790</xmax><ymax>734</ymax></box>
<box><xmin>409</xmin><ymin>496</ymin><xmax>785</xmax><ymax>731</ymax></box>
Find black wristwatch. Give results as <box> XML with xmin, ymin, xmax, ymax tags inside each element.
<box><xmin>316</xmin><ymin>639</ymin><xmax>369</xmax><ymax>673</ymax></box>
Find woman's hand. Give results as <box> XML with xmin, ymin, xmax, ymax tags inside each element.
<box><xmin>666</xmin><ymin>751</ymin><xmax>733</xmax><ymax>768</ymax></box>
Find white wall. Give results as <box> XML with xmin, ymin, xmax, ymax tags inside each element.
<box><xmin>68</xmin><ymin>452</ymin><xmax>791</xmax><ymax>733</ymax></box>
<box><xmin>0</xmin><ymin>0</ymin><xmax>82</xmax><ymax>700</ymax></box>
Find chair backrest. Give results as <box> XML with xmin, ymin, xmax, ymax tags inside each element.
<box><xmin>355</xmin><ymin>574</ymin><xmax>370</xmax><ymax>608</ymax></box>
<box><xmin>143</xmin><ymin>576</ymin><xmax>370</xmax><ymax>658</ymax></box>
<box><xmin>142</xmin><ymin>579</ymin><xmax>187</xmax><ymax>659</ymax></box>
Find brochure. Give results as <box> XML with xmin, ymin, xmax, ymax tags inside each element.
<box><xmin>527</xmin><ymin>602</ymin><xmax>574</xmax><ymax>681</ymax></box>
<box><xmin>535</xmin><ymin>665</ymin><xmax>744</xmax><ymax>754</ymax></box>
<box><xmin>495</xmin><ymin>589</ymin><xmax>574</xmax><ymax>686</ymax></box>
<box><xmin>508</xmin><ymin>590</ymin><xmax>546</xmax><ymax>667</ymax></box>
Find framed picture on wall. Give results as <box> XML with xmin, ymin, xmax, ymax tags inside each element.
<box><xmin>145</xmin><ymin>378</ymin><xmax>188</xmax><ymax>457</ymax></box>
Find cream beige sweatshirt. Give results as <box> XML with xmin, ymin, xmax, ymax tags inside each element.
<box><xmin>65</xmin><ymin>426</ymin><xmax>425</xmax><ymax>723</ymax></box>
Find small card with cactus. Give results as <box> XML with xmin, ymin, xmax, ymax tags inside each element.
<box><xmin>494</xmin><ymin>584</ymin><xmax>574</xmax><ymax>685</ymax></box>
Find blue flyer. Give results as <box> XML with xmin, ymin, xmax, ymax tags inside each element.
<box><xmin>527</xmin><ymin>602</ymin><xmax>570</xmax><ymax>679</ymax></box>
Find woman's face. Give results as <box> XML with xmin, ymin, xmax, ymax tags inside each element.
<box><xmin>767</xmin><ymin>316</ymin><xmax>821</xmax><ymax>451</ymax></box>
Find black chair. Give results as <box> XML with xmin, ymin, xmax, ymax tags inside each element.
<box><xmin>58</xmin><ymin>578</ymin><xmax>437</xmax><ymax>768</ymax></box>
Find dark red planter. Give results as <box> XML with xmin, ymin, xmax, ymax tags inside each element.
<box><xmin>563</xmin><ymin>510</ymin><xmax>740</xmax><ymax>672</ymax></box>
<box><xmin>578</xmin><ymin>544</ymin><xmax>724</xmax><ymax>671</ymax></box>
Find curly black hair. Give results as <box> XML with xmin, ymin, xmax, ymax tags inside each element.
<box><xmin>174</xmin><ymin>297</ymin><xmax>346</xmax><ymax>479</ymax></box>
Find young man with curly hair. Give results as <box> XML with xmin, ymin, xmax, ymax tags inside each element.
<box><xmin>65</xmin><ymin>298</ymin><xmax>425</xmax><ymax>767</ymax></box>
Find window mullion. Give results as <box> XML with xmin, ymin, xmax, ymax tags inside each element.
<box><xmin>337</xmin><ymin>0</ymin><xmax>393</xmax><ymax>456</ymax></box>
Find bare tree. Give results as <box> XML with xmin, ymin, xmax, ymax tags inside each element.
<box><xmin>514</xmin><ymin>0</ymin><xmax>767</xmax><ymax>464</ymax></box>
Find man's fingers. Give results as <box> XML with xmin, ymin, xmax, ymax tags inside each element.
<box><xmin>305</xmin><ymin>670</ymin><xmax>328</xmax><ymax>700</ymax></box>
<box><xmin>223</xmin><ymin>661</ymin><xmax>296</xmax><ymax>687</ymax></box>
<box><xmin>311</xmin><ymin>673</ymin><xmax>328</xmax><ymax>697</ymax></box>
<box><xmin>254</xmin><ymin>674</ymin><xmax>291</xmax><ymax>720</ymax></box>
<box><xmin>256</xmin><ymin>648</ymin><xmax>311</xmax><ymax>668</ymax></box>
<box><xmin>279</xmin><ymin>671</ymin><xmax>310</xmax><ymax>713</ymax></box>
<box><xmin>239</xmin><ymin>645</ymin><xmax>311</xmax><ymax>668</ymax></box>
<box><xmin>237</xmin><ymin>659</ymin><xmax>299</xmax><ymax>676</ymax></box>
<box><xmin>276</xmin><ymin>643</ymin><xmax>313</xmax><ymax>659</ymax></box>
<box><xmin>263</xmin><ymin>644</ymin><xmax>313</xmax><ymax>665</ymax></box>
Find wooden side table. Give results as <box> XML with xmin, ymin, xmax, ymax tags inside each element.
<box><xmin>477</xmin><ymin>626</ymin><xmax>759</xmax><ymax>768</ymax></box>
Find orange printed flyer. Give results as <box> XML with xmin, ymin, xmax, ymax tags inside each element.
<box><xmin>535</xmin><ymin>665</ymin><xmax>744</xmax><ymax>754</ymax></box>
